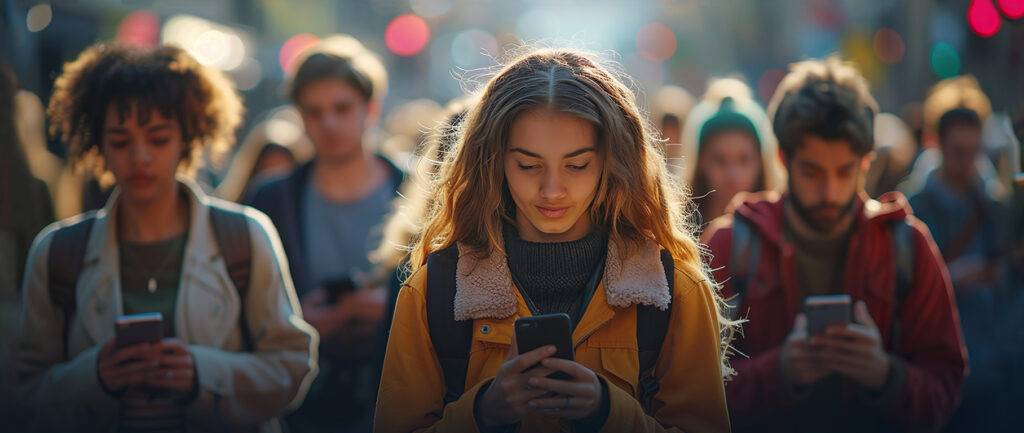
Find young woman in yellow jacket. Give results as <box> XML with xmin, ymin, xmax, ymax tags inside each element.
<box><xmin>375</xmin><ymin>48</ymin><xmax>735</xmax><ymax>433</ymax></box>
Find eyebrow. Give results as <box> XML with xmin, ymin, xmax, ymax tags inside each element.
<box><xmin>509</xmin><ymin>147</ymin><xmax>597</xmax><ymax>159</ymax></box>
<box><xmin>104</xmin><ymin>123</ymin><xmax>173</xmax><ymax>134</ymax></box>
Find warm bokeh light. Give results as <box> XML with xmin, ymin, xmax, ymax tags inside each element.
<box><xmin>968</xmin><ymin>0</ymin><xmax>1002</xmax><ymax>37</ymax></box>
<box><xmin>998</xmin><ymin>0</ymin><xmax>1024</xmax><ymax>18</ymax></box>
<box><xmin>279</xmin><ymin>33</ymin><xmax>320</xmax><ymax>74</ymax></box>
<box><xmin>636</xmin><ymin>23</ymin><xmax>677</xmax><ymax>63</ymax></box>
<box><xmin>116</xmin><ymin>10</ymin><xmax>161</xmax><ymax>47</ymax></box>
<box><xmin>26</xmin><ymin>4</ymin><xmax>52</xmax><ymax>33</ymax></box>
<box><xmin>873</xmin><ymin>28</ymin><xmax>905</xmax><ymax>65</ymax></box>
<box><xmin>385</xmin><ymin>14</ymin><xmax>430</xmax><ymax>57</ymax></box>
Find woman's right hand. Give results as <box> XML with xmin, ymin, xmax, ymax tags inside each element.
<box><xmin>475</xmin><ymin>338</ymin><xmax>559</xmax><ymax>430</ymax></box>
<box><xmin>96</xmin><ymin>339</ymin><xmax>158</xmax><ymax>394</ymax></box>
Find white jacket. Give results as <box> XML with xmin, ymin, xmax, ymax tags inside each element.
<box><xmin>14</xmin><ymin>178</ymin><xmax>319</xmax><ymax>432</ymax></box>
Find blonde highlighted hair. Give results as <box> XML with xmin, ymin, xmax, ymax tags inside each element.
<box><xmin>409</xmin><ymin>47</ymin><xmax>737</xmax><ymax>377</ymax></box>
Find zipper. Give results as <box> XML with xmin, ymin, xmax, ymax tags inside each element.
<box><xmin>573</xmin><ymin>316</ymin><xmax>612</xmax><ymax>350</ymax></box>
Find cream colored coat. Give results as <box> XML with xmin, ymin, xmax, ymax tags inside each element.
<box><xmin>14</xmin><ymin>178</ymin><xmax>318</xmax><ymax>432</ymax></box>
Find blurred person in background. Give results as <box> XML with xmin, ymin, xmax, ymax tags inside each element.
<box><xmin>14</xmin><ymin>43</ymin><xmax>316</xmax><ymax>432</ymax></box>
<box><xmin>703</xmin><ymin>56</ymin><xmax>967</xmax><ymax>433</ymax></box>
<box><xmin>216</xmin><ymin>106</ymin><xmax>313</xmax><ymax>203</ymax></box>
<box><xmin>649</xmin><ymin>84</ymin><xmax>695</xmax><ymax>165</ymax></box>
<box><xmin>14</xmin><ymin>89</ymin><xmax>64</xmax><ymax>200</ymax></box>
<box><xmin>245</xmin><ymin>35</ymin><xmax>403</xmax><ymax>433</ymax></box>
<box><xmin>677</xmin><ymin>77</ymin><xmax>785</xmax><ymax>229</ymax></box>
<box><xmin>866</xmin><ymin>113</ymin><xmax>917</xmax><ymax>198</ymax></box>
<box><xmin>0</xmin><ymin>64</ymin><xmax>55</xmax><ymax>432</ymax></box>
<box><xmin>907</xmin><ymin>107</ymin><xmax>1010</xmax><ymax>432</ymax></box>
<box><xmin>379</xmin><ymin>98</ymin><xmax>444</xmax><ymax>170</ymax></box>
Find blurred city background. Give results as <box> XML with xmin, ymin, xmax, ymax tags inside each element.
<box><xmin>3</xmin><ymin>0</ymin><xmax>1022</xmax><ymax>175</ymax></box>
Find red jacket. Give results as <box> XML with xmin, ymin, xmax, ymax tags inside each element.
<box><xmin>702</xmin><ymin>191</ymin><xmax>967</xmax><ymax>432</ymax></box>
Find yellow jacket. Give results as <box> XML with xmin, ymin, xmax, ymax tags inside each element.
<box><xmin>375</xmin><ymin>238</ymin><xmax>730</xmax><ymax>433</ymax></box>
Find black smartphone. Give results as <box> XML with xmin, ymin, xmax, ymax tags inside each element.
<box><xmin>115</xmin><ymin>312</ymin><xmax>163</xmax><ymax>349</ymax></box>
<box><xmin>324</xmin><ymin>277</ymin><xmax>357</xmax><ymax>304</ymax></box>
<box><xmin>514</xmin><ymin>313</ymin><xmax>574</xmax><ymax>380</ymax></box>
<box><xmin>804</xmin><ymin>294</ymin><xmax>852</xmax><ymax>336</ymax></box>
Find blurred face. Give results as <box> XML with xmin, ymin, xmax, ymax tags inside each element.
<box><xmin>699</xmin><ymin>129</ymin><xmax>762</xmax><ymax>202</ymax></box>
<box><xmin>296</xmin><ymin>79</ymin><xmax>374</xmax><ymax>163</ymax></box>
<box><xmin>940</xmin><ymin>124</ymin><xmax>982</xmax><ymax>182</ymax></box>
<box><xmin>101</xmin><ymin>105</ymin><xmax>184</xmax><ymax>205</ymax></box>
<box><xmin>504</xmin><ymin>109</ymin><xmax>602</xmax><ymax>243</ymax></box>
<box><xmin>784</xmin><ymin>135</ymin><xmax>870</xmax><ymax>233</ymax></box>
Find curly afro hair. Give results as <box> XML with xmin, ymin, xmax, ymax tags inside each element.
<box><xmin>47</xmin><ymin>43</ymin><xmax>244</xmax><ymax>178</ymax></box>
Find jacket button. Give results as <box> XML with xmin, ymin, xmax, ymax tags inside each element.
<box><xmin>479</xmin><ymin>324</ymin><xmax>491</xmax><ymax>335</ymax></box>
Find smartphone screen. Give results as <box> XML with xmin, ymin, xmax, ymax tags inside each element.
<box><xmin>514</xmin><ymin>313</ymin><xmax>574</xmax><ymax>380</ymax></box>
<box><xmin>115</xmin><ymin>312</ymin><xmax>163</xmax><ymax>349</ymax></box>
<box><xmin>803</xmin><ymin>294</ymin><xmax>851</xmax><ymax>336</ymax></box>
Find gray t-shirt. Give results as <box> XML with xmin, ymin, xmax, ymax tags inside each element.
<box><xmin>302</xmin><ymin>178</ymin><xmax>397</xmax><ymax>289</ymax></box>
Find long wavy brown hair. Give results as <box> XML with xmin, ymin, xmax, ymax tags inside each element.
<box><xmin>410</xmin><ymin>48</ymin><xmax>736</xmax><ymax>377</ymax></box>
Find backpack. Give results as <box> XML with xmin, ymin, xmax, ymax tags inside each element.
<box><xmin>424</xmin><ymin>244</ymin><xmax>675</xmax><ymax>413</ymax></box>
<box><xmin>725</xmin><ymin>213</ymin><xmax>916</xmax><ymax>345</ymax></box>
<box><xmin>47</xmin><ymin>206</ymin><xmax>255</xmax><ymax>360</ymax></box>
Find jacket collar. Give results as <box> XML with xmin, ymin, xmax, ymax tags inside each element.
<box><xmin>452</xmin><ymin>236</ymin><xmax>671</xmax><ymax>320</ymax></box>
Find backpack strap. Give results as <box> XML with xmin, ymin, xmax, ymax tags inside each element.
<box><xmin>888</xmin><ymin>218</ymin><xmax>916</xmax><ymax>348</ymax></box>
<box><xmin>425</xmin><ymin>244</ymin><xmax>470</xmax><ymax>406</ymax></box>
<box><xmin>208</xmin><ymin>206</ymin><xmax>255</xmax><ymax>352</ymax></box>
<box><xmin>726</xmin><ymin>214</ymin><xmax>759</xmax><ymax>319</ymax></box>
<box><xmin>48</xmin><ymin>216</ymin><xmax>96</xmax><ymax>361</ymax></box>
<box><xmin>636</xmin><ymin>249</ymin><xmax>675</xmax><ymax>413</ymax></box>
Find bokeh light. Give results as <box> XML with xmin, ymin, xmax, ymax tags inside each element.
<box><xmin>279</xmin><ymin>33</ymin><xmax>320</xmax><ymax>74</ymax></box>
<box><xmin>450</xmin><ymin>29</ymin><xmax>498</xmax><ymax>69</ymax></box>
<box><xmin>116</xmin><ymin>10</ymin><xmax>161</xmax><ymax>47</ymax></box>
<box><xmin>410</xmin><ymin>0</ymin><xmax>454</xmax><ymax>19</ymax></box>
<box><xmin>26</xmin><ymin>4</ymin><xmax>52</xmax><ymax>33</ymax></box>
<box><xmin>163</xmin><ymin>15</ymin><xmax>251</xmax><ymax>71</ymax></box>
<box><xmin>757</xmin><ymin>69</ymin><xmax>786</xmax><ymax>104</ymax></box>
<box><xmin>636</xmin><ymin>23</ymin><xmax>677</xmax><ymax>63</ymax></box>
<box><xmin>231</xmin><ymin>58</ymin><xmax>263</xmax><ymax>91</ymax></box>
<box><xmin>385</xmin><ymin>14</ymin><xmax>430</xmax><ymax>57</ymax></box>
<box><xmin>930</xmin><ymin>42</ymin><xmax>961</xmax><ymax>78</ymax></box>
<box><xmin>873</xmin><ymin>28</ymin><xmax>905</xmax><ymax>65</ymax></box>
<box><xmin>968</xmin><ymin>0</ymin><xmax>1002</xmax><ymax>37</ymax></box>
<box><xmin>998</xmin><ymin>0</ymin><xmax>1024</xmax><ymax>19</ymax></box>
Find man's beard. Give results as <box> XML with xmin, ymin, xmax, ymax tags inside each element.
<box><xmin>789</xmin><ymin>181</ymin><xmax>857</xmax><ymax>233</ymax></box>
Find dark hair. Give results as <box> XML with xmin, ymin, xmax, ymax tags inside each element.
<box><xmin>47</xmin><ymin>43</ymin><xmax>243</xmax><ymax>175</ymax></box>
<box><xmin>768</xmin><ymin>56</ymin><xmax>877</xmax><ymax>158</ymax></box>
<box><xmin>289</xmin><ymin>38</ymin><xmax>388</xmax><ymax>105</ymax></box>
<box><xmin>937</xmin><ymin>107</ymin><xmax>982</xmax><ymax>141</ymax></box>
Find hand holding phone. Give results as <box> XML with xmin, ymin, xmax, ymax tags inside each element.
<box><xmin>803</xmin><ymin>295</ymin><xmax>851</xmax><ymax>336</ymax></box>
<box><xmin>514</xmin><ymin>313</ymin><xmax>574</xmax><ymax>380</ymax></box>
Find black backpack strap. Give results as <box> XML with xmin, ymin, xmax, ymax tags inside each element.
<box><xmin>726</xmin><ymin>214</ymin><xmax>759</xmax><ymax>320</ymax></box>
<box><xmin>425</xmin><ymin>244</ymin><xmax>471</xmax><ymax>406</ymax></box>
<box><xmin>888</xmin><ymin>218</ymin><xmax>916</xmax><ymax>348</ymax></box>
<box><xmin>636</xmin><ymin>249</ymin><xmax>675</xmax><ymax>413</ymax></box>
<box><xmin>208</xmin><ymin>206</ymin><xmax>255</xmax><ymax>352</ymax></box>
<box><xmin>48</xmin><ymin>216</ymin><xmax>96</xmax><ymax>361</ymax></box>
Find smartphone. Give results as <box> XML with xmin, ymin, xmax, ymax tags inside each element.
<box><xmin>323</xmin><ymin>277</ymin><xmax>357</xmax><ymax>304</ymax></box>
<box><xmin>803</xmin><ymin>294</ymin><xmax>851</xmax><ymax>336</ymax></box>
<box><xmin>514</xmin><ymin>313</ymin><xmax>574</xmax><ymax>380</ymax></box>
<box><xmin>115</xmin><ymin>312</ymin><xmax>163</xmax><ymax>349</ymax></box>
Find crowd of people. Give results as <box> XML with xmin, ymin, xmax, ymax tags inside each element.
<box><xmin>0</xmin><ymin>33</ymin><xmax>1022</xmax><ymax>433</ymax></box>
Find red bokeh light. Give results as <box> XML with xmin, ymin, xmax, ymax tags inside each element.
<box><xmin>873</xmin><ymin>28</ymin><xmax>906</xmax><ymax>65</ymax></box>
<box><xmin>116</xmin><ymin>11</ymin><xmax>160</xmax><ymax>47</ymax></box>
<box><xmin>998</xmin><ymin>0</ymin><xmax>1024</xmax><ymax>19</ymax></box>
<box><xmin>636</xmin><ymin>23</ymin><xmax>677</xmax><ymax>63</ymax></box>
<box><xmin>279</xmin><ymin>33</ymin><xmax>320</xmax><ymax>74</ymax></box>
<box><xmin>385</xmin><ymin>14</ymin><xmax>430</xmax><ymax>57</ymax></box>
<box><xmin>968</xmin><ymin>0</ymin><xmax>1002</xmax><ymax>37</ymax></box>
